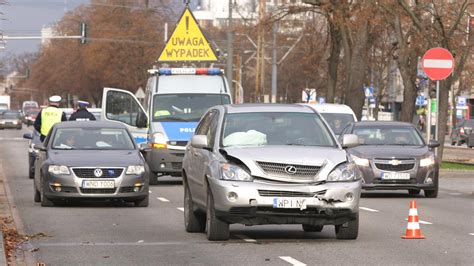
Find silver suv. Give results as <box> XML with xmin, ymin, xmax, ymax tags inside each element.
<box><xmin>182</xmin><ymin>104</ymin><xmax>361</xmax><ymax>241</ymax></box>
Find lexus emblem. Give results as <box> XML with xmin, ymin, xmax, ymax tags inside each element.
<box><xmin>94</xmin><ymin>168</ymin><xmax>103</xmax><ymax>177</ymax></box>
<box><xmin>285</xmin><ymin>165</ymin><xmax>297</xmax><ymax>175</ymax></box>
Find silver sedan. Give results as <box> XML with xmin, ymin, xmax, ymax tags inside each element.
<box><xmin>182</xmin><ymin>104</ymin><xmax>361</xmax><ymax>241</ymax></box>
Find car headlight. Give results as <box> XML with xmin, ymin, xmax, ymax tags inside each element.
<box><xmin>126</xmin><ymin>165</ymin><xmax>145</xmax><ymax>175</ymax></box>
<box><xmin>220</xmin><ymin>163</ymin><xmax>253</xmax><ymax>182</ymax></box>
<box><xmin>351</xmin><ymin>155</ymin><xmax>370</xmax><ymax>167</ymax></box>
<box><xmin>48</xmin><ymin>165</ymin><xmax>70</xmax><ymax>175</ymax></box>
<box><xmin>0</xmin><ymin>121</ymin><xmax>5</xmax><ymax>124</ymax></box>
<box><xmin>420</xmin><ymin>154</ymin><xmax>435</xmax><ymax>167</ymax></box>
<box><xmin>327</xmin><ymin>162</ymin><xmax>360</xmax><ymax>182</ymax></box>
<box><xmin>151</xmin><ymin>132</ymin><xmax>167</xmax><ymax>149</ymax></box>
<box><xmin>12</xmin><ymin>121</ymin><xmax>18</xmax><ymax>125</ymax></box>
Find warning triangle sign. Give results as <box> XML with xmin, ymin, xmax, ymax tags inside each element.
<box><xmin>158</xmin><ymin>7</ymin><xmax>218</xmax><ymax>62</ymax></box>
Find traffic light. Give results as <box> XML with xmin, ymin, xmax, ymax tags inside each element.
<box><xmin>470</xmin><ymin>16</ymin><xmax>474</xmax><ymax>45</ymax></box>
<box><xmin>80</xmin><ymin>22</ymin><xmax>87</xmax><ymax>44</ymax></box>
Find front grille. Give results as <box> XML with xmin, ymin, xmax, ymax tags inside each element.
<box><xmin>229</xmin><ymin>207</ymin><xmax>255</xmax><ymax>215</ymax></box>
<box><xmin>72</xmin><ymin>168</ymin><xmax>123</xmax><ymax>178</ymax></box>
<box><xmin>258</xmin><ymin>190</ymin><xmax>327</xmax><ymax>197</ymax></box>
<box><xmin>171</xmin><ymin>162</ymin><xmax>182</xmax><ymax>170</ymax></box>
<box><xmin>256</xmin><ymin>161</ymin><xmax>321</xmax><ymax>180</ymax></box>
<box><xmin>80</xmin><ymin>188</ymin><xmax>116</xmax><ymax>194</ymax></box>
<box><xmin>120</xmin><ymin>187</ymin><xmax>135</xmax><ymax>193</ymax></box>
<box><xmin>373</xmin><ymin>158</ymin><xmax>415</xmax><ymax>172</ymax></box>
<box><xmin>60</xmin><ymin>187</ymin><xmax>77</xmax><ymax>193</ymax></box>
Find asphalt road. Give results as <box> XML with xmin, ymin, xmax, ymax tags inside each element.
<box><xmin>1</xmin><ymin>127</ymin><xmax>473</xmax><ymax>265</ymax></box>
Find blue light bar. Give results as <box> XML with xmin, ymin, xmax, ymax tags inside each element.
<box><xmin>158</xmin><ymin>68</ymin><xmax>222</xmax><ymax>76</ymax></box>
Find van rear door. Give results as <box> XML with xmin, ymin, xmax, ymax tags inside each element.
<box><xmin>101</xmin><ymin>87</ymin><xmax>148</xmax><ymax>144</ymax></box>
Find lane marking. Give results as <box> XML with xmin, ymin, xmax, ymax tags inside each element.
<box><xmin>469</xmin><ymin>233</ymin><xmax>474</xmax><ymax>236</ymax></box>
<box><xmin>149</xmin><ymin>190</ymin><xmax>152</xmax><ymax>194</ymax></box>
<box><xmin>137</xmin><ymin>240</ymin><xmax>144</xmax><ymax>243</ymax></box>
<box><xmin>38</xmin><ymin>242</ymin><xmax>193</xmax><ymax>247</ymax></box>
<box><xmin>177</xmin><ymin>207</ymin><xmax>184</xmax><ymax>212</ymax></box>
<box><xmin>448</xmin><ymin>192</ymin><xmax>463</xmax><ymax>196</ymax></box>
<box><xmin>405</xmin><ymin>218</ymin><xmax>433</xmax><ymax>225</ymax></box>
<box><xmin>279</xmin><ymin>256</ymin><xmax>306</xmax><ymax>266</ymax></box>
<box><xmin>234</xmin><ymin>234</ymin><xmax>257</xmax><ymax>243</ymax></box>
<box><xmin>359</xmin><ymin>207</ymin><xmax>379</xmax><ymax>212</ymax></box>
<box><xmin>157</xmin><ymin>197</ymin><xmax>170</xmax><ymax>202</ymax></box>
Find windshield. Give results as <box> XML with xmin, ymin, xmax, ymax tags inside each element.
<box><xmin>320</xmin><ymin>113</ymin><xmax>355</xmax><ymax>135</ymax></box>
<box><xmin>353</xmin><ymin>125</ymin><xmax>424</xmax><ymax>146</ymax></box>
<box><xmin>52</xmin><ymin>128</ymin><xmax>135</xmax><ymax>150</ymax></box>
<box><xmin>3</xmin><ymin>112</ymin><xmax>21</xmax><ymax>119</ymax></box>
<box><xmin>152</xmin><ymin>94</ymin><xmax>230</xmax><ymax>122</ymax></box>
<box><xmin>222</xmin><ymin>112</ymin><xmax>336</xmax><ymax>147</ymax></box>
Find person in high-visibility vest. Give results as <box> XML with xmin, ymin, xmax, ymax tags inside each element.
<box><xmin>34</xmin><ymin>95</ymin><xmax>67</xmax><ymax>142</ymax></box>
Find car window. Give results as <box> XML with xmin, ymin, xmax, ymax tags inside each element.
<box><xmin>222</xmin><ymin>112</ymin><xmax>336</xmax><ymax>147</ymax></box>
<box><xmin>195</xmin><ymin>111</ymin><xmax>213</xmax><ymax>135</ymax></box>
<box><xmin>320</xmin><ymin>113</ymin><xmax>355</xmax><ymax>135</ymax></box>
<box><xmin>464</xmin><ymin>120</ymin><xmax>474</xmax><ymax>128</ymax></box>
<box><xmin>353</xmin><ymin>125</ymin><xmax>424</xmax><ymax>146</ymax></box>
<box><xmin>207</xmin><ymin>111</ymin><xmax>219</xmax><ymax>147</ymax></box>
<box><xmin>52</xmin><ymin>128</ymin><xmax>135</xmax><ymax>150</ymax></box>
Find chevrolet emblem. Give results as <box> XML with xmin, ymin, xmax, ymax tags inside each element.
<box><xmin>389</xmin><ymin>159</ymin><xmax>402</xmax><ymax>166</ymax></box>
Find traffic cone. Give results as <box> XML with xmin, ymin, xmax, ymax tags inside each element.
<box><xmin>401</xmin><ymin>200</ymin><xmax>425</xmax><ymax>239</ymax></box>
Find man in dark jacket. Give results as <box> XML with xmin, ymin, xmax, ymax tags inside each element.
<box><xmin>69</xmin><ymin>101</ymin><xmax>96</xmax><ymax>121</ymax></box>
<box><xmin>34</xmin><ymin>95</ymin><xmax>67</xmax><ymax>142</ymax></box>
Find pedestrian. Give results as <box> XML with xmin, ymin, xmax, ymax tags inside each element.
<box><xmin>34</xmin><ymin>95</ymin><xmax>67</xmax><ymax>142</ymax></box>
<box><xmin>417</xmin><ymin>115</ymin><xmax>425</xmax><ymax>132</ymax></box>
<box><xmin>69</xmin><ymin>100</ymin><xmax>96</xmax><ymax>121</ymax></box>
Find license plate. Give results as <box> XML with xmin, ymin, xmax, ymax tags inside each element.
<box><xmin>381</xmin><ymin>172</ymin><xmax>410</xmax><ymax>180</ymax></box>
<box><xmin>273</xmin><ymin>198</ymin><xmax>307</xmax><ymax>210</ymax></box>
<box><xmin>82</xmin><ymin>180</ymin><xmax>115</xmax><ymax>189</ymax></box>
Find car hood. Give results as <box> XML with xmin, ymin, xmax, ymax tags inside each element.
<box><xmin>348</xmin><ymin>145</ymin><xmax>429</xmax><ymax>159</ymax></box>
<box><xmin>48</xmin><ymin>150</ymin><xmax>143</xmax><ymax>167</ymax></box>
<box><xmin>221</xmin><ymin>145</ymin><xmax>348</xmax><ymax>182</ymax></box>
<box><xmin>0</xmin><ymin>119</ymin><xmax>20</xmax><ymax>122</ymax></box>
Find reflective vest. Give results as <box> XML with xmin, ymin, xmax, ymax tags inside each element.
<box><xmin>40</xmin><ymin>107</ymin><xmax>63</xmax><ymax>136</ymax></box>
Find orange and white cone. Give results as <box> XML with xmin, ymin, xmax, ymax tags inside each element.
<box><xmin>401</xmin><ymin>200</ymin><xmax>425</xmax><ymax>239</ymax></box>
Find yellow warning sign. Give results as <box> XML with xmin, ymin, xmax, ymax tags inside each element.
<box><xmin>158</xmin><ymin>8</ymin><xmax>217</xmax><ymax>62</ymax></box>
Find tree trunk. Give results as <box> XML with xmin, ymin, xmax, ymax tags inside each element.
<box><xmin>398</xmin><ymin>50</ymin><xmax>418</xmax><ymax>123</ymax></box>
<box><xmin>326</xmin><ymin>19</ymin><xmax>342</xmax><ymax>103</ymax></box>
<box><xmin>344</xmin><ymin>22</ymin><xmax>369</xmax><ymax>120</ymax></box>
<box><xmin>436</xmin><ymin>76</ymin><xmax>452</xmax><ymax>162</ymax></box>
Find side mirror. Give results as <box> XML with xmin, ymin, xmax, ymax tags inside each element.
<box><xmin>428</xmin><ymin>140</ymin><xmax>440</xmax><ymax>148</ymax></box>
<box><xmin>191</xmin><ymin>135</ymin><xmax>209</xmax><ymax>149</ymax></box>
<box><xmin>23</xmin><ymin>133</ymin><xmax>33</xmax><ymax>140</ymax></box>
<box><xmin>136</xmin><ymin>112</ymin><xmax>148</xmax><ymax>128</ymax></box>
<box><xmin>138</xmin><ymin>142</ymin><xmax>151</xmax><ymax>152</ymax></box>
<box><xmin>341</xmin><ymin>134</ymin><xmax>359</xmax><ymax>149</ymax></box>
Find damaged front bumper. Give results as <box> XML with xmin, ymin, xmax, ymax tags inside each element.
<box><xmin>207</xmin><ymin>177</ymin><xmax>361</xmax><ymax>226</ymax></box>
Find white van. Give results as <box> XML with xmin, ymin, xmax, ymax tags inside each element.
<box><xmin>301</xmin><ymin>103</ymin><xmax>358</xmax><ymax>137</ymax></box>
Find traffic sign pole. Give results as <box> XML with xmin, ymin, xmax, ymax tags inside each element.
<box><xmin>435</xmin><ymin>80</ymin><xmax>440</xmax><ymax>142</ymax></box>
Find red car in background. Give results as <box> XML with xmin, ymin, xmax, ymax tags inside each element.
<box><xmin>24</xmin><ymin>108</ymin><xmax>41</xmax><ymax>126</ymax></box>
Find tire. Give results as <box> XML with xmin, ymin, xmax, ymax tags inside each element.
<box><xmin>206</xmin><ymin>189</ymin><xmax>229</xmax><ymax>241</ymax></box>
<box><xmin>408</xmin><ymin>189</ymin><xmax>421</xmax><ymax>195</ymax></box>
<box><xmin>134</xmin><ymin>196</ymin><xmax>149</xmax><ymax>207</ymax></box>
<box><xmin>335</xmin><ymin>212</ymin><xmax>359</xmax><ymax>240</ymax></box>
<box><xmin>40</xmin><ymin>176</ymin><xmax>54</xmax><ymax>207</ymax></box>
<box><xmin>149</xmin><ymin>173</ymin><xmax>158</xmax><ymax>185</ymax></box>
<box><xmin>34</xmin><ymin>187</ymin><xmax>41</xmax><ymax>203</ymax></box>
<box><xmin>184</xmin><ymin>178</ymin><xmax>206</xmax><ymax>232</ymax></box>
<box><xmin>450</xmin><ymin>140</ymin><xmax>456</xmax><ymax>146</ymax></box>
<box><xmin>424</xmin><ymin>189</ymin><xmax>438</xmax><ymax>198</ymax></box>
<box><xmin>302</xmin><ymin>224</ymin><xmax>324</xmax><ymax>232</ymax></box>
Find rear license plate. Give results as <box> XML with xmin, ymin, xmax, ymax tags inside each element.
<box><xmin>273</xmin><ymin>198</ymin><xmax>307</xmax><ymax>210</ymax></box>
<box><xmin>82</xmin><ymin>180</ymin><xmax>115</xmax><ymax>189</ymax></box>
<box><xmin>381</xmin><ymin>172</ymin><xmax>410</xmax><ymax>180</ymax></box>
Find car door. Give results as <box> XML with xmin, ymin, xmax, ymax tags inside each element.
<box><xmin>101</xmin><ymin>88</ymin><xmax>148</xmax><ymax>144</ymax></box>
<box><xmin>188</xmin><ymin>110</ymin><xmax>220</xmax><ymax>206</ymax></box>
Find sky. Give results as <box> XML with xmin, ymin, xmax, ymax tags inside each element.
<box><xmin>1</xmin><ymin>0</ymin><xmax>89</xmax><ymax>56</ymax></box>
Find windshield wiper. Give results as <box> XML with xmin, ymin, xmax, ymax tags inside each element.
<box><xmin>159</xmin><ymin>117</ymin><xmax>189</xmax><ymax>122</ymax></box>
<box><xmin>54</xmin><ymin>146</ymin><xmax>74</xmax><ymax>150</ymax></box>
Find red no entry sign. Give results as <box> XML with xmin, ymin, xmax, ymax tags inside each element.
<box><xmin>422</xmin><ymin>47</ymin><xmax>454</xmax><ymax>80</ymax></box>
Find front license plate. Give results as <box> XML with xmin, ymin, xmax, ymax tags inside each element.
<box><xmin>273</xmin><ymin>198</ymin><xmax>307</xmax><ymax>210</ymax></box>
<box><xmin>82</xmin><ymin>180</ymin><xmax>115</xmax><ymax>189</ymax></box>
<box><xmin>381</xmin><ymin>172</ymin><xmax>410</xmax><ymax>180</ymax></box>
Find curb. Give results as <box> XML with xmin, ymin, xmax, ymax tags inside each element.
<box><xmin>0</xmin><ymin>228</ymin><xmax>6</xmax><ymax>266</ymax></box>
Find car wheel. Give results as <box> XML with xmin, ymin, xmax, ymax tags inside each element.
<box><xmin>302</xmin><ymin>224</ymin><xmax>324</xmax><ymax>232</ymax></box>
<box><xmin>408</xmin><ymin>189</ymin><xmax>420</xmax><ymax>195</ymax></box>
<box><xmin>450</xmin><ymin>140</ymin><xmax>456</xmax><ymax>146</ymax></box>
<box><xmin>134</xmin><ymin>196</ymin><xmax>149</xmax><ymax>207</ymax></box>
<box><xmin>424</xmin><ymin>189</ymin><xmax>438</xmax><ymax>198</ymax></box>
<box><xmin>206</xmin><ymin>189</ymin><xmax>229</xmax><ymax>241</ymax></box>
<box><xmin>149</xmin><ymin>173</ymin><xmax>158</xmax><ymax>185</ymax></box>
<box><xmin>34</xmin><ymin>184</ymin><xmax>41</xmax><ymax>203</ymax></box>
<box><xmin>40</xmin><ymin>176</ymin><xmax>55</xmax><ymax>207</ymax></box>
<box><xmin>335</xmin><ymin>212</ymin><xmax>358</xmax><ymax>240</ymax></box>
<box><xmin>184</xmin><ymin>178</ymin><xmax>206</xmax><ymax>233</ymax></box>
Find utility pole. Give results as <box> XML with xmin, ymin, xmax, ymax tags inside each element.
<box><xmin>226</xmin><ymin>0</ymin><xmax>234</xmax><ymax>99</ymax></box>
<box><xmin>255</xmin><ymin>0</ymin><xmax>266</xmax><ymax>102</ymax></box>
<box><xmin>271</xmin><ymin>22</ymin><xmax>278</xmax><ymax>103</ymax></box>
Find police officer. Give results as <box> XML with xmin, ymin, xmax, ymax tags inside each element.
<box><xmin>34</xmin><ymin>95</ymin><xmax>67</xmax><ymax>142</ymax></box>
<box><xmin>69</xmin><ymin>100</ymin><xmax>96</xmax><ymax>121</ymax></box>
